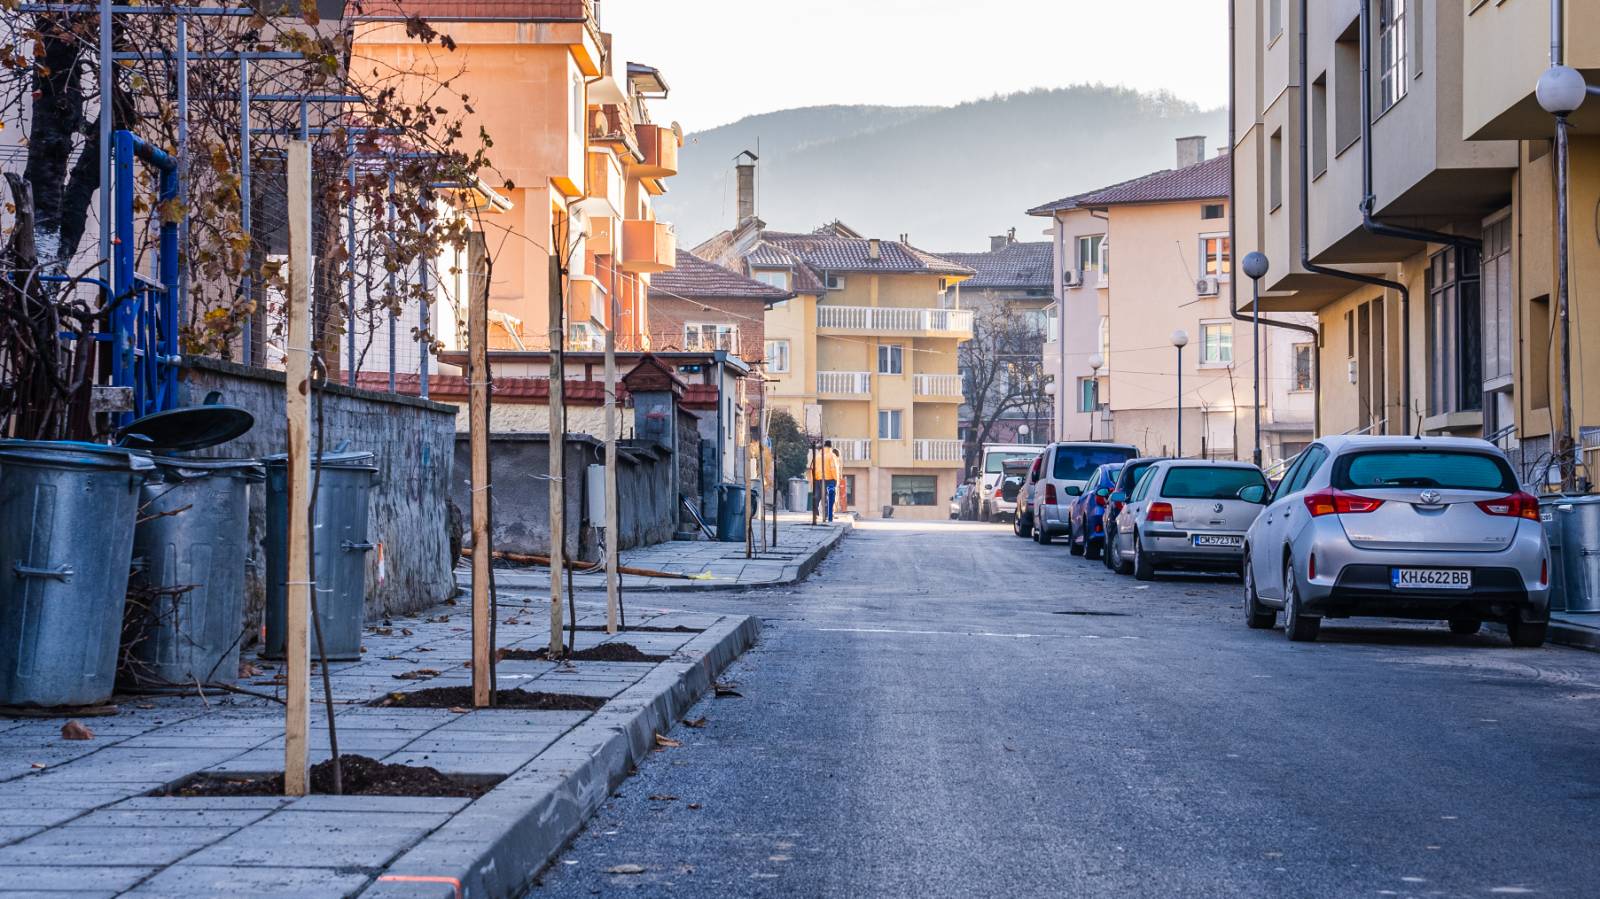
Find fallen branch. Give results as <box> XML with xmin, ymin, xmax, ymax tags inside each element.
<box><xmin>461</xmin><ymin>547</ymin><xmax>707</xmax><ymax>581</ymax></box>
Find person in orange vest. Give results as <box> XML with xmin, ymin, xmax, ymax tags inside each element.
<box><xmin>810</xmin><ymin>440</ymin><xmax>841</xmax><ymax>523</ymax></box>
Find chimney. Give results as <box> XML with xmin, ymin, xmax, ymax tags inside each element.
<box><xmin>990</xmin><ymin>234</ymin><xmax>1009</xmax><ymax>252</ymax></box>
<box><xmin>868</xmin><ymin>238</ymin><xmax>881</xmax><ymax>260</ymax></box>
<box><xmin>735</xmin><ymin>150</ymin><xmax>758</xmax><ymax>225</ymax></box>
<box><xmin>1176</xmin><ymin>135</ymin><xmax>1206</xmax><ymax>169</ymax></box>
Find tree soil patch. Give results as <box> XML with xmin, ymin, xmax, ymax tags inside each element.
<box><xmin>498</xmin><ymin>643</ymin><xmax>669</xmax><ymax>663</ymax></box>
<box><xmin>155</xmin><ymin>755</ymin><xmax>498</xmax><ymax>798</ymax></box>
<box><xmin>572</xmin><ymin>624</ymin><xmax>701</xmax><ymax>634</ymax></box>
<box><xmin>371</xmin><ymin>686</ymin><xmax>608</xmax><ymax>711</ymax></box>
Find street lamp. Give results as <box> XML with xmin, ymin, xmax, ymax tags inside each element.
<box><xmin>1088</xmin><ymin>353</ymin><xmax>1104</xmax><ymax>441</ymax></box>
<box><xmin>1241</xmin><ymin>252</ymin><xmax>1270</xmax><ymax>469</ymax></box>
<box><xmin>1171</xmin><ymin>330</ymin><xmax>1189</xmax><ymax>458</ymax></box>
<box><xmin>1017</xmin><ymin>423</ymin><xmax>1030</xmax><ymax>443</ymax></box>
<box><xmin>1538</xmin><ymin>63</ymin><xmax>1586</xmax><ymax>490</ymax></box>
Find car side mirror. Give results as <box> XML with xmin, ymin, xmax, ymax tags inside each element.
<box><xmin>1065</xmin><ymin>485</ymin><xmax>1083</xmax><ymax>497</ymax></box>
<box><xmin>1237</xmin><ymin>484</ymin><xmax>1268</xmax><ymax>505</ymax></box>
<box><xmin>1110</xmin><ymin>491</ymin><xmax>1128</xmax><ymax>503</ymax></box>
<box><xmin>1096</xmin><ymin>488</ymin><xmax>1110</xmax><ymax>498</ymax></box>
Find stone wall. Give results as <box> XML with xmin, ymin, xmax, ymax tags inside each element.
<box><xmin>178</xmin><ymin>356</ymin><xmax>458</xmax><ymax>641</ymax></box>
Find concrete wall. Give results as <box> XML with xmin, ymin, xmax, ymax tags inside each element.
<box><xmin>178</xmin><ymin>356</ymin><xmax>458</xmax><ymax>641</ymax></box>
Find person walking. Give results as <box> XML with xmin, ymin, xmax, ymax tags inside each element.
<box><xmin>811</xmin><ymin>440</ymin><xmax>841</xmax><ymax>523</ymax></box>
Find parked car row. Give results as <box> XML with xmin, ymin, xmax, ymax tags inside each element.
<box><xmin>1002</xmin><ymin>436</ymin><xmax>1553</xmax><ymax>648</ymax></box>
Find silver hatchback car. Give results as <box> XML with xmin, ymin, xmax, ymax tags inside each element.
<box><xmin>1240</xmin><ymin>436</ymin><xmax>1551</xmax><ymax>646</ymax></box>
<box><xmin>1108</xmin><ymin>460</ymin><xmax>1269</xmax><ymax>580</ymax></box>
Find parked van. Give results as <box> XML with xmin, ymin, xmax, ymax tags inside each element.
<box><xmin>976</xmin><ymin>443</ymin><xmax>1045</xmax><ymax>521</ymax></box>
<box><xmin>1029</xmin><ymin>442</ymin><xmax>1140</xmax><ymax>542</ymax></box>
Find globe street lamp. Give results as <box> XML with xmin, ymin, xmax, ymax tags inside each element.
<box><xmin>1241</xmin><ymin>252</ymin><xmax>1271</xmax><ymax>469</ymax></box>
<box><xmin>1088</xmin><ymin>353</ymin><xmax>1104</xmax><ymax>441</ymax></box>
<box><xmin>1538</xmin><ymin>63</ymin><xmax>1586</xmax><ymax>490</ymax></box>
<box><xmin>1171</xmin><ymin>330</ymin><xmax>1189</xmax><ymax>458</ymax></box>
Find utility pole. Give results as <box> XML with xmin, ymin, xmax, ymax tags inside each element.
<box><xmin>282</xmin><ymin>140</ymin><xmax>312</xmax><ymax>796</ymax></box>
<box><xmin>548</xmin><ymin>250</ymin><xmax>566</xmax><ymax>656</ymax></box>
<box><xmin>604</xmin><ymin>272</ymin><xmax>620</xmax><ymax>634</ymax></box>
<box><xmin>467</xmin><ymin>232</ymin><xmax>493</xmax><ymax>707</ymax></box>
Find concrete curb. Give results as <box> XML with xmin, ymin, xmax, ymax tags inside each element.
<box><xmin>1486</xmin><ymin>618</ymin><xmax>1600</xmax><ymax>652</ymax></box>
<box><xmin>358</xmin><ymin>614</ymin><xmax>762</xmax><ymax>899</ymax></box>
<box><xmin>619</xmin><ymin>519</ymin><xmax>853</xmax><ymax>593</ymax></box>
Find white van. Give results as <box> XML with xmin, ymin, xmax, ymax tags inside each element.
<box><xmin>976</xmin><ymin>443</ymin><xmax>1045</xmax><ymax>521</ymax></box>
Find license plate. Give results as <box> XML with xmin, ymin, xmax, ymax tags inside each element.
<box><xmin>1391</xmin><ymin>568</ymin><xmax>1472</xmax><ymax>590</ymax></box>
<box><xmin>1192</xmin><ymin>534</ymin><xmax>1242</xmax><ymax>547</ymax></box>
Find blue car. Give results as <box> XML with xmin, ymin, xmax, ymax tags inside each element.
<box><xmin>1066</xmin><ymin>463</ymin><xmax>1123</xmax><ymax>560</ymax></box>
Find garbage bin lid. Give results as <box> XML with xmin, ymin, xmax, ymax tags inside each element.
<box><xmin>117</xmin><ymin>405</ymin><xmax>255</xmax><ymax>453</ymax></box>
<box><xmin>0</xmin><ymin>439</ymin><xmax>155</xmax><ymax>471</ymax></box>
<box><xmin>150</xmin><ymin>456</ymin><xmax>265</xmax><ymax>480</ymax></box>
<box><xmin>261</xmin><ymin>449</ymin><xmax>378</xmax><ymax>471</ymax></box>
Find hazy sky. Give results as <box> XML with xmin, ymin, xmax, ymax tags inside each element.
<box><xmin>602</xmin><ymin>0</ymin><xmax>1229</xmax><ymax>132</ymax></box>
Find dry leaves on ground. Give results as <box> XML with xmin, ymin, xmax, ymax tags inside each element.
<box><xmin>392</xmin><ymin>669</ymin><xmax>441</xmax><ymax>681</ymax></box>
<box><xmin>60</xmin><ymin>721</ymin><xmax>93</xmax><ymax>741</ymax></box>
<box><xmin>682</xmin><ymin>717</ymin><xmax>708</xmax><ymax>728</ymax></box>
<box><xmin>653</xmin><ymin>733</ymin><xmax>681</xmax><ymax>750</ymax></box>
<box><xmin>607</xmin><ymin>864</ymin><xmax>646</xmax><ymax>875</ymax></box>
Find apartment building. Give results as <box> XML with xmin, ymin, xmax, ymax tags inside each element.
<box><xmin>696</xmin><ymin>165</ymin><xmax>976</xmax><ymax>519</ymax></box>
<box><xmin>1031</xmin><ymin>137</ymin><xmax>1317</xmax><ymax>464</ymax></box>
<box><xmin>646</xmin><ymin>250</ymin><xmax>793</xmax><ymax>359</ymax></box>
<box><xmin>1234</xmin><ymin>0</ymin><xmax>1600</xmax><ymax>485</ymax></box>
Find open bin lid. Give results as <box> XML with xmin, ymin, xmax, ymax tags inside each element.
<box><xmin>116</xmin><ymin>405</ymin><xmax>255</xmax><ymax>454</ymax></box>
<box><xmin>261</xmin><ymin>450</ymin><xmax>378</xmax><ymax>472</ymax></box>
<box><xmin>0</xmin><ymin>439</ymin><xmax>155</xmax><ymax>472</ymax></box>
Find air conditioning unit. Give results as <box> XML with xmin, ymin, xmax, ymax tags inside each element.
<box><xmin>824</xmin><ymin>273</ymin><xmax>846</xmax><ymax>290</ymax></box>
<box><xmin>1196</xmin><ymin>277</ymin><xmax>1220</xmax><ymax>297</ymax></box>
<box><xmin>1063</xmin><ymin>269</ymin><xmax>1084</xmax><ymax>288</ymax></box>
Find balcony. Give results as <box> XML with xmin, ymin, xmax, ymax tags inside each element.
<box><xmin>913</xmin><ymin>439</ymin><xmax>964</xmax><ymax>465</ymax></box>
<box><xmin>833</xmin><ymin>438</ymin><xmax>871</xmax><ymax>464</ymax></box>
<box><xmin>566</xmin><ymin>276</ymin><xmax>607</xmax><ymax>325</ymax></box>
<box><xmin>633</xmin><ymin>124</ymin><xmax>679</xmax><ymax>178</ymax></box>
<box><xmin>913</xmin><ymin>373</ymin><xmax>963</xmax><ymax>401</ymax></box>
<box><xmin>817</xmin><ymin>371</ymin><xmax>871</xmax><ymax>397</ymax></box>
<box><xmin>621</xmin><ymin>219</ymin><xmax>676</xmax><ymax>273</ymax></box>
<box><xmin>816</xmin><ymin>305</ymin><xmax>974</xmax><ymax>337</ymax></box>
<box><xmin>589</xmin><ymin>103</ymin><xmax>640</xmax><ymax>159</ymax></box>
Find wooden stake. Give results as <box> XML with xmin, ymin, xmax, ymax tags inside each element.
<box><xmin>548</xmin><ymin>250</ymin><xmax>566</xmax><ymax>655</ymax></box>
<box><xmin>283</xmin><ymin>140</ymin><xmax>313</xmax><ymax>796</ymax></box>
<box><xmin>604</xmin><ymin>289</ymin><xmax>620</xmax><ymax>634</ymax></box>
<box><xmin>467</xmin><ymin>232</ymin><xmax>492</xmax><ymax>708</ymax></box>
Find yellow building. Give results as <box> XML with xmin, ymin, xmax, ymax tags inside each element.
<box><xmin>1233</xmin><ymin>0</ymin><xmax>1600</xmax><ymax>487</ymax></box>
<box><xmin>696</xmin><ymin>168</ymin><xmax>974</xmax><ymax>518</ymax></box>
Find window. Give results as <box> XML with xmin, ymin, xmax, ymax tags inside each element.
<box><xmin>1292</xmin><ymin>343</ymin><xmax>1314</xmax><ymax>391</ymax></box>
<box><xmin>1269</xmin><ymin>128</ymin><xmax>1284</xmax><ymax>210</ymax></box>
<box><xmin>1200</xmin><ymin>322</ymin><xmax>1233</xmax><ymax>365</ymax></box>
<box><xmin>1311</xmin><ymin>73</ymin><xmax>1329</xmax><ymax>177</ymax></box>
<box><xmin>1282</xmin><ymin>445</ymin><xmax>1328</xmax><ymax>496</ymax></box>
<box><xmin>877</xmin><ymin>409</ymin><xmax>903</xmax><ymax>440</ymax></box>
<box><xmin>1482</xmin><ymin>216</ymin><xmax>1513</xmax><ymax>385</ymax></box>
<box><xmin>1075</xmin><ymin>235</ymin><xmax>1104</xmax><ymax>276</ymax></box>
<box><xmin>1425</xmin><ymin>245</ymin><xmax>1483</xmax><ymax>416</ymax></box>
<box><xmin>685</xmin><ymin>323</ymin><xmax>738</xmax><ymax>352</ymax></box>
<box><xmin>1053</xmin><ymin>445</ymin><xmax>1136</xmax><ymax>481</ymax></box>
<box><xmin>1078</xmin><ymin>376</ymin><xmax>1099</xmax><ymax>413</ymax></box>
<box><xmin>1335</xmin><ymin>451</ymin><xmax>1516</xmax><ymax>493</ymax></box>
<box><xmin>1528</xmin><ymin>294</ymin><xmax>1551</xmax><ymax>410</ymax></box>
<box><xmin>752</xmin><ymin>269</ymin><xmax>790</xmax><ymax>290</ymax></box>
<box><xmin>1201</xmin><ymin>203</ymin><xmax>1225</xmax><ymax>220</ymax></box>
<box><xmin>891</xmin><ymin>475</ymin><xmax>937</xmax><ymax>506</ymax></box>
<box><xmin>1378</xmin><ymin>0</ymin><xmax>1408</xmax><ymax>112</ymax></box>
<box><xmin>765</xmin><ymin>339</ymin><xmax>790</xmax><ymax>373</ymax></box>
<box><xmin>878</xmin><ymin>344</ymin><xmax>904</xmax><ymax>375</ymax></box>
<box><xmin>1335</xmin><ymin>33</ymin><xmax>1361</xmax><ymax>151</ymax></box>
<box><xmin>844</xmin><ymin>474</ymin><xmax>857</xmax><ymax>505</ymax></box>
<box><xmin>572</xmin><ymin>76</ymin><xmax>585</xmax><ymax>137</ymax></box>
<box><xmin>1200</xmin><ymin>235</ymin><xmax>1231</xmax><ymax>278</ymax></box>
<box><xmin>1161</xmin><ymin>466</ymin><xmax>1267</xmax><ymax>499</ymax></box>
<box><xmin>1268</xmin><ymin>0</ymin><xmax>1283</xmax><ymax>41</ymax></box>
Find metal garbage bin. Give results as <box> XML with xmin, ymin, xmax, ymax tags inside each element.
<box><xmin>0</xmin><ymin>441</ymin><xmax>154</xmax><ymax>708</ymax></box>
<box><xmin>125</xmin><ymin>457</ymin><xmax>263</xmax><ymax>687</ymax></box>
<box><xmin>1540</xmin><ymin>497</ymin><xmax>1570</xmax><ymax>613</ymax></box>
<box><xmin>1549</xmin><ymin>494</ymin><xmax>1600</xmax><ymax>613</ymax></box>
<box><xmin>787</xmin><ymin>477</ymin><xmax>809</xmax><ymax>513</ymax></box>
<box><xmin>262</xmin><ymin>451</ymin><xmax>380</xmax><ymax>660</ymax></box>
<box><xmin>716</xmin><ymin>485</ymin><xmax>746</xmax><ymax>542</ymax></box>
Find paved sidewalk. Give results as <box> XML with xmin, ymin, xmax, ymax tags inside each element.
<box><xmin>0</xmin><ymin>599</ymin><xmax>757</xmax><ymax>897</ymax></box>
<box><xmin>482</xmin><ymin>513</ymin><xmax>851</xmax><ymax>593</ymax></box>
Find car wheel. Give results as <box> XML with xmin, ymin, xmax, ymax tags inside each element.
<box><xmin>1084</xmin><ymin>537</ymin><xmax>1102</xmax><ymax>561</ymax></box>
<box><xmin>1102</xmin><ymin>527</ymin><xmax>1117</xmax><ymax>570</ymax></box>
<box><xmin>1243</xmin><ymin>553</ymin><xmax>1276</xmax><ymax>629</ymax></box>
<box><xmin>1113</xmin><ymin>536</ymin><xmax>1134</xmax><ymax>576</ymax></box>
<box><xmin>1036</xmin><ymin>523</ymin><xmax>1053</xmax><ymax>545</ymax></box>
<box><xmin>1448</xmin><ymin>618</ymin><xmax>1482</xmax><ymax>636</ymax></box>
<box><xmin>980</xmin><ymin>504</ymin><xmax>990</xmax><ymax>523</ymax></box>
<box><xmin>1019</xmin><ymin>513</ymin><xmax>1033</xmax><ymax>539</ymax></box>
<box><xmin>1506</xmin><ymin>616</ymin><xmax>1548</xmax><ymax>648</ymax></box>
<box><xmin>1282</xmin><ymin>561</ymin><xmax>1320</xmax><ymax>642</ymax></box>
<box><xmin>1132</xmin><ymin>531</ymin><xmax>1155</xmax><ymax>581</ymax></box>
<box><xmin>1068</xmin><ymin>519</ymin><xmax>1085</xmax><ymax>556</ymax></box>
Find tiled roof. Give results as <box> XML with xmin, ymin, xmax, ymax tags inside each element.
<box><xmin>650</xmin><ymin>250</ymin><xmax>794</xmax><ymax>303</ymax></box>
<box><xmin>763</xmin><ymin>233</ymin><xmax>975</xmax><ymax>276</ymax></box>
<box><xmin>1027</xmin><ymin>154</ymin><xmax>1230</xmax><ymax>215</ymax></box>
<box><xmin>937</xmin><ymin>242</ymin><xmax>1054</xmax><ymax>290</ymax></box>
<box><xmin>360</xmin><ymin>0</ymin><xmax>590</xmax><ymax>19</ymax></box>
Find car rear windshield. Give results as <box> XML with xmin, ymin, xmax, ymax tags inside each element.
<box><xmin>1053</xmin><ymin>446</ymin><xmax>1137</xmax><ymax>481</ymax></box>
<box><xmin>1333</xmin><ymin>450</ymin><xmax>1517</xmax><ymax>492</ymax></box>
<box><xmin>1160</xmin><ymin>466</ymin><xmax>1267</xmax><ymax>499</ymax></box>
<box><xmin>985</xmin><ymin>451</ymin><xmax>1038</xmax><ymax>473</ymax></box>
<box><xmin>1098</xmin><ymin>464</ymin><xmax>1124</xmax><ymax>487</ymax></box>
<box><xmin>1119</xmin><ymin>461</ymin><xmax>1156</xmax><ymax>491</ymax></box>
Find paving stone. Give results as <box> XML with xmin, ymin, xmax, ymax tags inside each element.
<box><xmin>0</xmin><ymin>866</ymin><xmax>156</xmax><ymax>892</ymax></box>
<box><xmin>381</xmin><ymin>750</ymin><xmax>537</xmax><ymax>775</ymax></box>
<box><xmin>110</xmin><ymin>796</ymin><xmax>294</xmax><ymax>812</ymax></box>
<box><xmin>285</xmin><ymin>795</ymin><xmax>471</xmax><ymax>814</ymax></box>
<box><xmin>182</xmin><ymin>826</ymin><xmax>423</xmax><ymax>869</ymax></box>
<box><xmin>0</xmin><ymin>826</ymin><xmax>44</xmax><ymax>846</ymax></box>
<box><xmin>0</xmin><ymin>826</ymin><xmax>225</xmax><ymax>866</ymax></box>
<box><xmin>127</xmin><ymin>864</ymin><xmax>370</xmax><ymax>897</ymax></box>
<box><xmin>64</xmin><ymin>808</ymin><xmax>276</xmax><ymax>829</ymax></box>
<box><xmin>257</xmin><ymin>810</ymin><xmax>452</xmax><ymax>830</ymax></box>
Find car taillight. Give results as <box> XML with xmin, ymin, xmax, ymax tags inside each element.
<box><xmin>1045</xmin><ymin>484</ymin><xmax>1057</xmax><ymax>505</ymax></box>
<box><xmin>1303</xmin><ymin>488</ymin><xmax>1384</xmax><ymax>516</ymax></box>
<box><xmin>1146</xmin><ymin>502</ymin><xmax>1173</xmax><ymax>523</ymax></box>
<box><xmin>1476</xmin><ymin>492</ymin><xmax>1541</xmax><ymax>521</ymax></box>
<box><xmin>1095</xmin><ymin>492</ymin><xmax>1108</xmax><ymax>507</ymax></box>
<box><xmin>1112</xmin><ymin>501</ymin><xmax>1125</xmax><ymax>514</ymax></box>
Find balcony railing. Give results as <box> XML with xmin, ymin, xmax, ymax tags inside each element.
<box><xmin>817</xmin><ymin>371</ymin><xmax>871</xmax><ymax>396</ymax></box>
<box><xmin>913</xmin><ymin>373</ymin><xmax>963</xmax><ymax>398</ymax></box>
<box><xmin>816</xmin><ymin>305</ymin><xmax>974</xmax><ymax>335</ymax></box>
<box><xmin>833</xmin><ymin>438</ymin><xmax>871</xmax><ymax>463</ymax></box>
<box><xmin>913</xmin><ymin>438</ymin><xmax>964</xmax><ymax>463</ymax></box>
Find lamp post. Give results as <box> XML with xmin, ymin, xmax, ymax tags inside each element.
<box><xmin>1088</xmin><ymin>353</ymin><xmax>1105</xmax><ymax>441</ymax></box>
<box><xmin>1537</xmin><ymin>63</ymin><xmax>1586</xmax><ymax>491</ymax></box>
<box><xmin>1242</xmin><ymin>252</ymin><xmax>1270</xmax><ymax>469</ymax></box>
<box><xmin>1172</xmin><ymin>330</ymin><xmax>1189</xmax><ymax>458</ymax></box>
<box><xmin>1018</xmin><ymin>423</ymin><xmax>1030</xmax><ymax>444</ymax></box>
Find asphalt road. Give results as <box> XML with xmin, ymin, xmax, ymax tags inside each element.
<box><xmin>531</xmin><ymin>519</ymin><xmax>1600</xmax><ymax>898</ymax></box>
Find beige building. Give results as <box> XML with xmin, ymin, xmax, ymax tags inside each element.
<box><xmin>697</xmin><ymin>169</ymin><xmax>975</xmax><ymax>519</ymax></box>
<box><xmin>1234</xmin><ymin>0</ymin><xmax>1600</xmax><ymax>486</ymax></box>
<box><xmin>1031</xmin><ymin>138</ymin><xmax>1316</xmax><ymax>464</ymax></box>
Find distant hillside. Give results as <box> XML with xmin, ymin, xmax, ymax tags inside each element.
<box><xmin>660</xmin><ymin>85</ymin><xmax>1226</xmax><ymax>252</ymax></box>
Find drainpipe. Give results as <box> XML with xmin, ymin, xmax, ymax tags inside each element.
<box><xmin>1298</xmin><ymin>0</ymin><xmax>1416</xmax><ymax>434</ymax></box>
<box><xmin>1228</xmin><ymin>0</ymin><xmax>1322</xmax><ymax>450</ymax></box>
